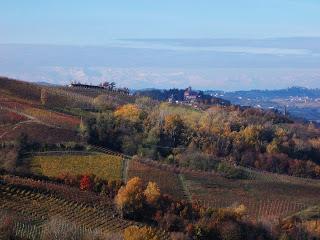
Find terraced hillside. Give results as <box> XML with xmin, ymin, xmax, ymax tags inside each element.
<box><xmin>1</xmin><ymin>121</ymin><xmax>80</xmax><ymax>143</ymax></box>
<box><xmin>0</xmin><ymin>77</ymin><xmax>136</xmax><ymax>113</ymax></box>
<box><xmin>0</xmin><ymin>177</ymin><xmax>170</xmax><ymax>239</ymax></box>
<box><xmin>0</xmin><ymin>94</ymin><xmax>80</xmax><ymax>129</ymax></box>
<box><xmin>0</xmin><ymin>182</ymin><xmax>132</xmax><ymax>234</ymax></box>
<box><xmin>0</xmin><ymin>77</ymin><xmax>95</xmax><ymax>110</ymax></box>
<box><xmin>181</xmin><ymin>168</ymin><xmax>320</xmax><ymax>223</ymax></box>
<box><xmin>0</xmin><ymin>88</ymin><xmax>81</xmax><ymax>143</ymax></box>
<box><xmin>0</xmin><ymin>108</ymin><xmax>28</xmax><ymax>125</ymax></box>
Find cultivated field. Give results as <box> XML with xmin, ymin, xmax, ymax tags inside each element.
<box><xmin>0</xmin><ymin>98</ymin><xmax>80</xmax><ymax>130</ymax></box>
<box><xmin>0</xmin><ymin>182</ymin><xmax>133</xmax><ymax>236</ymax></box>
<box><xmin>127</xmin><ymin>160</ymin><xmax>187</xmax><ymax>200</ymax></box>
<box><xmin>31</xmin><ymin>153</ymin><xmax>123</xmax><ymax>181</ymax></box>
<box><xmin>181</xmin><ymin>169</ymin><xmax>320</xmax><ymax>223</ymax></box>
<box><xmin>0</xmin><ymin>175</ymin><xmax>170</xmax><ymax>240</ymax></box>
<box><xmin>0</xmin><ymin>108</ymin><xmax>28</xmax><ymax>125</ymax></box>
<box><xmin>0</xmin><ymin>122</ymin><xmax>80</xmax><ymax>144</ymax></box>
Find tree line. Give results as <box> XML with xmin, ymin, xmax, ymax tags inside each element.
<box><xmin>81</xmin><ymin>97</ymin><xmax>320</xmax><ymax>179</ymax></box>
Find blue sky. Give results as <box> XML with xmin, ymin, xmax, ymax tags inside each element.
<box><xmin>1</xmin><ymin>0</ymin><xmax>320</xmax><ymax>44</ymax></box>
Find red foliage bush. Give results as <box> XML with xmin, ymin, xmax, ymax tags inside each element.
<box><xmin>80</xmin><ymin>175</ymin><xmax>92</xmax><ymax>191</ymax></box>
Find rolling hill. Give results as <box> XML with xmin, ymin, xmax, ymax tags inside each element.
<box><xmin>1</xmin><ymin>77</ymin><xmax>320</xmax><ymax>239</ymax></box>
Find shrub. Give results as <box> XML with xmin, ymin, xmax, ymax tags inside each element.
<box><xmin>217</xmin><ymin>162</ymin><xmax>248</xmax><ymax>179</ymax></box>
<box><xmin>80</xmin><ymin>175</ymin><xmax>93</xmax><ymax>191</ymax></box>
<box><xmin>157</xmin><ymin>213</ymin><xmax>184</xmax><ymax>232</ymax></box>
<box><xmin>123</xmin><ymin>226</ymin><xmax>161</xmax><ymax>240</ymax></box>
<box><xmin>176</xmin><ymin>151</ymin><xmax>216</xmax><ymax>171</ymax></box>
<box><xmin>218</xmin><ymin>220</ymin><xmax>244</xmax><ymax>240</ymax></box>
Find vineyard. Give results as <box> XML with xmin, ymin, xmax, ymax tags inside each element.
<box><xmin>0</xmin><ymin>173</ymin><xmax>170</xmax><ymax>240</ymax></box>
<box><xmin>0</xmin><ymin>121</ymin><xmax>80</xmax><ymax>143</ymax></box>
<box><xmin>127</xmin><ymin>160</ymin><xmax>187</xmax><ymax>200</ymax></box>
<box><xmin>0</xmin><ymin>98</ymin><xmax>80</xmax><ymax>130</ymax></box>
<box><xmin>31</xmin><ymin>153</ymin><xmax>123</xmax><ymax>181</ymax></box>
<box><xmin>23</xmin><ymin>107</ymin><xmax>80</xmax><ymax>129</ymax></box>
<box><xmin>0</xmin><ymin>90</ymin><xmax>81</xmax><ymax>143</ymax></box>
<box><xmin>0</xmin><ymin>77</ymin><xmax>43</xmax><ymax>102</ymax></box>
<box><xmin>0</xmin><ymin>108</ymin><xmax>28</xmax><ymax>125</ymax></box>
<box><xmin>1</xmin><ymin>174</ymin><xmax>114</xmax><ymax>207</ymax></box>
<box><xmin>0</xmin><ymin>77</ymin><xmax>94</xmax><ymax>110</ymax></box>
<box><xmin>239</xmin><ymin>165</ymin><xmax>320</xmax><ymax>187</ymax></box>
<box><xmin>0</xmin><ymin>182</ymin><xmax>132</xmax><ymax>236</ymax></box>
<box><xmin>181</xmin><ymin>170</ymin><xmax>320</xmax><ymax>223</ymax></box>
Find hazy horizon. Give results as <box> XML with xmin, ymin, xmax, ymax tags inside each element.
<box><xmin>1</xmin><ymin>37</ymin><xmax>320</xmax><ymax>91</ymax></box>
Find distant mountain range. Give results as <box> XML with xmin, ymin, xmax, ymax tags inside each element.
<box><xmin>204</xmin><ymin>87</ymin><xmax>320</xmax><ymax>123</ymax></box>
<box><xmin>205</xmin><ymin>87</ymin><xmax>320</xmax><ymax>101</ymax></box>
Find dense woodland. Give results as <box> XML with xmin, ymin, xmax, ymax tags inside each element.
<box><xmin>83</xmin><ymin>98</ymin><xmax>320</xmax><ymax>179</ymax></box>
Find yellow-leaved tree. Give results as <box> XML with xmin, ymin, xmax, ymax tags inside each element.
<box><xmin>114</xmin><ymin>104</ymin><xmax>142</xmax><ymax>123</ymax></box>
<box><xmin>163</xmin><ymin>114</ymin><xmax>186</xmax><ymax>147</ymax></box>
<box><xmin>115</xmin><ymin>177</ymin><xmax>145</xmax><ymax>217</ymax></box>
<box><xmin>144</xmin><ymin>182</ymin><xmax>160</xmax><ymax>205</ymax></box>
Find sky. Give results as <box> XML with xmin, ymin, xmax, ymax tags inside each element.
<box><xmin>1</xmin><ymin>0</ymin><xmax>320</xmax><ymax>44</ymax></box>
<box><xmin>1</xmin><ymin>1</ymin><xmax>320</xmax><ymax>90</ymax></box>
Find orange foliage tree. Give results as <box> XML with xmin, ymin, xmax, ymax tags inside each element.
<box><xmin>114</xmin><ymin>104</ymin><xmax>142</xmax><ymax>123</ymax></box>
<box><xmin>115</xmin><ymin>177</ymin><xmax>145</xmax><ymax>217</ymax></box>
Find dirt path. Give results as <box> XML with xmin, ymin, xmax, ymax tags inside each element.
<box><xmin>122</xmin><ymin>157</ymin><xmax>132</xmax><ymax>183</ymax></box>
<box><xmin>0</xmin><ymin>105</ymin><xmax>66</xmax><ymax>141</ymax></box>
<box><xmin>0</xmin><ymin>105</ymin><xmax>63</xmax><ymax>129</ymax></box>
<box><xmin>0</xmin><ymin>120</ymin><xmax>35</xmax><ymax>140</ymax></box>
<box><xmin>178</xmin><ymin>174</ymin><xmax>192</xmax><ymax>202</ymax></box>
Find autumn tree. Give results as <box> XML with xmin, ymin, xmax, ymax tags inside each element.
<box><xmin>40</xmin><ymin>88</ymin><xmax>48</xmax><ymax>105</ymax></box>
<box><xmin>242</xmin><ymin>125</ymin><xmax>264</xmax><ymax>148</ymax></box>
<box><xmin>79</xmin><ymin>117</ymin><xmax>87</xmax><ymax>140</ymax></box>
<box><xmin>95</xmin><ymin>112</ymin><xmax>121</xmax><ymax>149</ymax></box>
<box><xmin>144</xmin><ymin>182</ymin><xmax>160</xmax><ymax>205</ymax></box>
<box><xmin>114</xmin><ymin>104</ymin><xmax>143</xmax><ymax>123</ymax></box>
<box><xmin>266</xmin><ymin>139</ymin><xmax>280</xmax><ymax>154</ymax></box>
<box><xmin>115</xmin><ymin>177</ymin><xmax>145</xmax><ymax>219</ymax></box>
<box><xmin>162</xmin><ymin>114</ymin><xmax>188</xmax><ymax>149</ymax></box>
<box><xmin>135</xmin><ymin>96</ymin><xmax>158</xmax><ymax>112</ymax></box>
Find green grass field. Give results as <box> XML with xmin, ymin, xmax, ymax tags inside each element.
<box><xmin>31</xmin><ymin>153</ymin><xmax>123</xmax><ymax>181</ymax></box>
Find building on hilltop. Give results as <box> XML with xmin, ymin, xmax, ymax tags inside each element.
<box><xmin>184</xmin><ymin>86</ymin><xmax>201</xmax><ymax>103</ymax></box>
<box><xmin>69</xmin><ymin>83</ymin><xmax>105</xmax><ymax>90</ymax></box>
<box><xmin>182</xmin><ymin>86</ymin><xmax>231</xmax><ymax>106</ymax></box>
<box><xmin>68</xmin><ymin>81</ymin><xmax>130</xmax><ymax>95</ymax></box>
